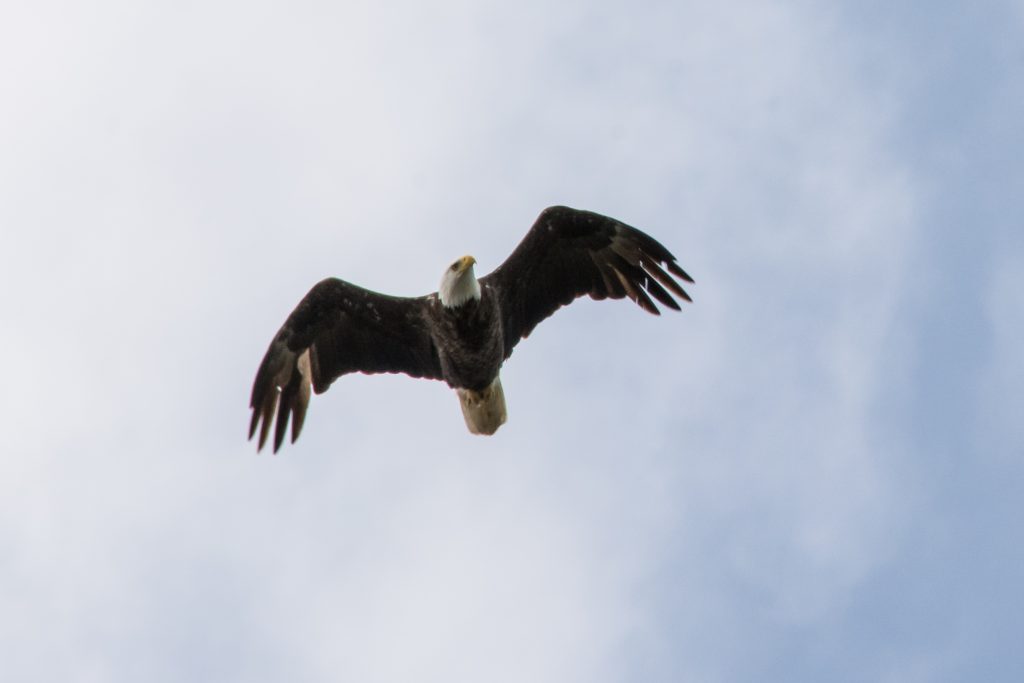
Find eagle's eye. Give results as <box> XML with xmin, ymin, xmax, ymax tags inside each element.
<box><xmin>450</xmin><ymin>261</ymin><xmax>461</xmax><ymax>271</ymax></box>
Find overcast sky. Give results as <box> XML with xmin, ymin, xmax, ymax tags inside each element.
<box><xmin>2</xmin><ymin>1</ymin><xmax>1022</xmax><ymax>681</ymax></box>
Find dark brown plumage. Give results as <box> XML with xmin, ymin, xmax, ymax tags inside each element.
<box><xmin>249</xmin><ymin>205</ymin><xmax>693</xmax><ymax>452</ymax></box>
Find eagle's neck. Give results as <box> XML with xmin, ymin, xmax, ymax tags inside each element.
<box><xmin>439</xmin><ymin>262</ymin><xmax>481</xmax><ymax>308</ymax></box>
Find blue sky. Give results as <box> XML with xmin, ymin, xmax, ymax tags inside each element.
<box><xmin>1</xmin><ymin>1</ymin><xmax>1022</xmax><ymax>681</ymax></box>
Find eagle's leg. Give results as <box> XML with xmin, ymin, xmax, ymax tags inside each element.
<box><xmin>457</xmin><ymin>376</ymin><xmax>507</xmax><ymax>436</ymax></box>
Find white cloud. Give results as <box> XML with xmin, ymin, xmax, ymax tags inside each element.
<box><xmin>5</xmin><ymin>1</ymin><xmax>1009</xmax><ymax>681</ymax></box>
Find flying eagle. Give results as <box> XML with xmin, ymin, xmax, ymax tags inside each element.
<box><xmin>249</xmin><ymin>205</ymin><xmax>693</xmax><ymax>452</ymax></box>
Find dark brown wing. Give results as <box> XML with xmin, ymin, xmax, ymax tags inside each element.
<box><xmin>248</xmin><ymin>278</ymin><xmax>442</xmax><ymax>452</ymax></box>
<box><xmin>480</xmin><ymin>206</ymin><xmax>693</xmax><ymax>356</ymax></box>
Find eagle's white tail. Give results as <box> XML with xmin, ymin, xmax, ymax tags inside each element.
<box><xmin>457</xmin><ymin>376</ymin><xmax>507</xmax><ymax>435</ymax></box>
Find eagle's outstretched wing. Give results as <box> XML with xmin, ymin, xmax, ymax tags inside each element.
<box><xmin>480</xmin><ymin>206</ymin><xmax>693</xmax><ymax>356</ymax></box>
<box><xmin>248</xmin><ymin>278</ymin><xmax>442</xmax><ymax>452</ymax></box>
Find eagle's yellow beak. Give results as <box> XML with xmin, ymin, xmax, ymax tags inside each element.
<box><xmin>457</xmin><ymin>255</ymin><xmax>476</xmax><ymax>272</ymax></box>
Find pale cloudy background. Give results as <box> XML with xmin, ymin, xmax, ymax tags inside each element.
<box><xmin>1</xmin><ymin>1</ymin><xmax>1022</xmax><ymax>681</ymax></box>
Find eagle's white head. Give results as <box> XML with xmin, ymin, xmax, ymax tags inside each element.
<box><xmin>439</xmin><ymin>255</ymin><xmax>481</xmax><ymax>308</ymax></box>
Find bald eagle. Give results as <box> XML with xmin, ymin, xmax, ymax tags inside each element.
<box><xmin>249</xmin><ymin>205</ymin><xmax>693</xmax><ymax>452</ymax></box>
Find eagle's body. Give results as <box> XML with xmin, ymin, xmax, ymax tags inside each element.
<box><xmin>249</xmin><ymin>205</ymin><xmax>693</xmax><ymax>452</ymax></box>
<box><xmin>430</xmin><ymin>274</ymin><xmax>504</xmax><ymax>392</ymax></box>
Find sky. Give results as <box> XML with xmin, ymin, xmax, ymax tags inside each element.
<box><xmin>1</xmin><ymin>1</ymin><xmax>1022</xmax><ymax>681</ymax></box>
